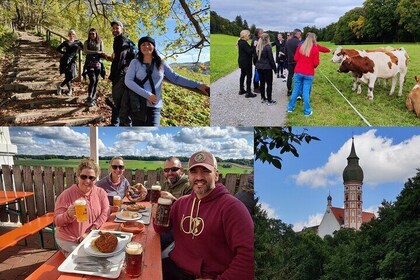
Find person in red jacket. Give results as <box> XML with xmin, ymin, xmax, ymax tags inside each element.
<box><xmin>287</xmin><ymin>32</ymin><xmax>319</xmax><ymax>116</ymax></box>
<box><xmin>154</xmin><ymin>151</ymin><xmax>254</xmax><ymax>280</ymax></box>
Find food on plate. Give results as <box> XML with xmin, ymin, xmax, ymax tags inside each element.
<box><xmin>122</xmin><ymin>210</ymin><xmax>140</xmax><ymax>219</ymax></box>
<box><xmin>121</xmin><ymin>221</ymin><xmax>145</xmax><ymax>234</ymax></box>
<box><xmin>127</xmin><ymin>204</ymin><xmax>146</xmax><ymax>211</ymax></box>
<box><xmin>93</xmin><ymin>231</ymin><xmax>118</xmax><ymax>253</ymax></box>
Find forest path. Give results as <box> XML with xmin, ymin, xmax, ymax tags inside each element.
<box><xmin>0</xmin><ymin>31</ymin><xmax>107</xmax><ymax>126</ymax></box>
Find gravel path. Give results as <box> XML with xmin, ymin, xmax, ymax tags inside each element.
<box><xmin>211</xmin><ymin>66</ymin><xmax>288</xmax><ymax>126</ymax></box>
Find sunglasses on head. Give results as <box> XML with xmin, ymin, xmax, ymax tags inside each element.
<box><xmin>111</xmin><ymin>165</ymin><xmax>125</xmax><ymax>170</ymax></box>
<box><xmin>163</xmin><ymin>167</ymin><xmax>181</xmax><ymax>173</ymax></box>
<box><xmin>80</xmin><ymin>175</ymin><xmax>96</xmax><ymax>181</ymax></box>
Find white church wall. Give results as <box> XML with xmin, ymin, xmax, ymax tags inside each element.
<box><xmin>318</xmin><ymin>210</ymin><xmax>341</xmax><ymax>239</ymax></box>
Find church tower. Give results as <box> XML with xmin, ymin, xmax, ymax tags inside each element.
<box><xmin>342</xmin><ymin>137</ymin><xmax>363</xmax><ymax>230</ymax></box>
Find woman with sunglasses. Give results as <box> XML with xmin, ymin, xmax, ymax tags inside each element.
<box><xmin>83</xmin><ymin>28</ymin><xmax>106</xmax><ymax>107</ymax></box>
<box><xmin>54</xmin><ymin>158</ymin><xmax>109</xmax><ymax>256</ymax></box>
<box><xmin>96</xmin><ymin>156</ymin><xmax>147</xmax><ymax>210</ymax></box>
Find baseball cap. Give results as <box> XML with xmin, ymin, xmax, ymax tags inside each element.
<box><xmin>111</xmin><ymin>21</ymin><xmax>123</xmax><ymax>28</ymax></box>
<box><xmin>188</xmin><ymin>151</ymin><xmax>218</xmax><ymax>171</ymax></box>
<box><xmin>138</xmin><ymin>36</ymin><xmax>156</xmax><ymax>47</ymax></box>
<box><xmin>293</xmin><ymin>28</ymin><xmax>302</xmax><ymax>34</ymax></box>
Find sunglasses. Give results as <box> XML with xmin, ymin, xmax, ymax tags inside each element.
<box><xmin>111</xmin><ymin>165</ymin><xmax>125</xmax><ymax>170</ymax></box>
<box><xmin>80</xmin><ymin>175</ymin><xmax>97</xmax><ymax>181</ymax></box>
<box><xmin>163</xmin><ymin>167</ymin><xmax>181</xmax><ymax>173</ymax></box>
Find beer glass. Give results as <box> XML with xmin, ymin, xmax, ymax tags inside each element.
<box><xmin>74</xmin><ymin>198</ymin><xmax>88</xmax><ymax>222</ymax></box>
<box><xmin>113</xmin><ymin>195</ymin><xmax>122</xmax><ymax>208</ymax></box>
<box><xmin>150</xmin><ymin>185</ymin><xmax>161</xmax><ymax>204</ymax></box>
<box><xmin>125</xmin><ymin>242</ymin><xmax>143</xmax><ymax>277</ymax></box>
<box><xmin>154</xmin><ymin>198</ymin><xmax>172</xmax><ymax>227</ymax></box>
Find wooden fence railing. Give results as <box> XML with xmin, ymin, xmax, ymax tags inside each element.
<box><xmin>36</xmin><ymin>25</ymin><xmax>83</xmax><ymax>81</ymax></box>
<box><xmin>0</xmin><ymin>165</ymin><xmax>252</xmax><ymax>224</ymax></box>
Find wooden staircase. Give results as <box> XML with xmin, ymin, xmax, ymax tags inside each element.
<box><xmin>0</xmin><ymin>31</ymin><xmax>106</xmax><ymax>126</ymax></box>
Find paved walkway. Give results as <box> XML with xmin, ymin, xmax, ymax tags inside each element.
<box><xmin>0</xmin><ymin>225</ymin><xmax>56</xmax><ymax>280</ymax></box>
<box><xmin>211</xmin><ymin>66</ymin><xmax>288</xmax><ymax>126</ymax></box>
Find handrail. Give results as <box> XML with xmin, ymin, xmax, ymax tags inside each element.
<box><xmin>36</xmin><ymin>25</ymin><xmax>82</xmax><ymax>81</ymax></box>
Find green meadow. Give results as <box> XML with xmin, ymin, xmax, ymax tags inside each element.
<box><xmin>211</xmin><ymin>34</ymin><xmax>420</xmax><ymax>126</ymax></box>
<box><xmin>14</xmin><ymin>158</ymin><xmax>252</xmax><ymax>176</ymax></box>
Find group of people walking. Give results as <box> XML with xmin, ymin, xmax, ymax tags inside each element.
<box><xmin>56</xmin><ymin>21</ymin><xmax>209</xmax><ymax>126</ymax></box>
<box><xmin>237</xmin><ymin>27</ymin><xmax>330</xmax><ymax>116</ymax></box>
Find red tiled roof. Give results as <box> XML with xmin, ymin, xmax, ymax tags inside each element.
<box><xmin>330</xmin><ymin>207</ymin><xmax>375</xmax><ymax>225</ymax></box>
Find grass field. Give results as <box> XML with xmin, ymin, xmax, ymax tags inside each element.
<box><xmin>211</xmin><ymin>33</ymin><xmax>420</xmax><ymax>126</ymax></box>
<box><xmin>14</xmin><ymin>158</ymin><xmax>253</xmax><ymax>176</ymax></box>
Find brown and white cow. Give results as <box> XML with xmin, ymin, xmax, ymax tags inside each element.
<box><xmin>406</xmin><ymin>76</ymin><xmax>420</xmax><ymax>118</ymax></box>
<box><xmin>337</xmin><ymin>48</ymin><xmax>408</xmax><ymax>99</ymax></box>
<box><xmin>332</xmin><ymin>47</ymin><xmax>397</xmax><ymax>93</ymax></box>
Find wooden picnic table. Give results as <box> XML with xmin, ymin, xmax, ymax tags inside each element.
<box><xmin>0</xmin><ymin>190</ymin><xmax>34</xmax><ymax>223</ymax></box>
<box><xmin>48</xmin><ymin>201</ymin><xmax>162</xmax><ymax>280</ymax></box>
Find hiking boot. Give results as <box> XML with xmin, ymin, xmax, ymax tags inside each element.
<box><xmin>267</xmin><ymin>100</ymin><xmax>277</xmax><ymax>105</ymax></box>
<box><xmin>56</xmin><ymin>83</ymin><xmax>62</xmax><ymax>95</ymax></box>
<box><xmin>245</xmin><ymin>92</ymin><xmax>257</xmax><ymax>98</ymax></box>
<box><xmin>261</xmin><ymin>99</ymin><xmax>267</xmax><ymax>104</ymax></box>
<box><xmin>304</xmin><ymin>111</ymin><xmax>313</xmax><ymax>117</ymax></box>
<box><xmin>239</xmin><ymin>89</ymin><xmax>246</xmax><ymax>95</ymax></box>
<box><xmin>65</xmin><ymin>88</ymin><xmax>72</xmax><ymax>96</ymax></box>
<box><xmin>297</xmin><ymin>96</ymin><xmax>302</xmax><ymax>100</ymax></box>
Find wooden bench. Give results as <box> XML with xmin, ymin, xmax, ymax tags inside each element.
<box><xmin>25</xmin><ymin>251</ymin><xmax>65</xmax><ymax>280</ymax></box>
<box><xmin>0</xmin><ymin>212</ymin><xmax>55</xmax><ymax>252</ymax></box>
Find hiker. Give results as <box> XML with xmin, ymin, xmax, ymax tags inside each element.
<box><xmin>251</xmin><ymin>28</ymin><xmax>264</xmax><ymax>93</ymax></box>
<box><xmin>108</xmin><ymin>20</ymin><xmax>137</xmax><ymax>126</ymax></box>
<box><xmin>256</xmin><ymin>33</ymin><xmax>277</xmax><ymax>105</ymax></box>
<box><xmin>83</xmin><ymin>28</ymin><xmax>106</xmax><ymax>107</ymax></box>
<box><xmin>56</xmin><ymin>29</ymin><xmax>83</xmax><ymax>96</ymax></box>
<box><xmin>124</xmin><ymin>36</ymin><xmax>210</xmax><ymax>126</ymax></box>
<box><xmin>237</xmin><ymin>30</ymin><xmax>257</xmax><ymax>98</ymax></box>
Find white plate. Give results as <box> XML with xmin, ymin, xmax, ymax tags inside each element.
<box><xmin>116</xmin><ymin>211</ymin><xmax>142</xmax><ymax>221</ymax></box>
<box><xmin>83</xmin><ymin>232</ymin><xmax>130</xmax><ymax>257</ymax></box>
<box><xmin>58</xmin><ymin>230</ymin><xmax>133</xmax><ymax>279</ymax></box>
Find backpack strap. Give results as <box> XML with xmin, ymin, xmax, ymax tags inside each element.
<box><xmin>134</xmin><ymin>60</ymin><xmax>156</xmax><ymax>95</ymax></box>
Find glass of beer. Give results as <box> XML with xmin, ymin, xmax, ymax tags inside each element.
<box><xmin>154</xmin><ymin>198</ymin><xmax>172</xmax><ymax>227</ymax></box>
<box><xmin>74</xmin><ymin>198</ymin><xmax>88</xmax><ymax>222</ymax></box>
<box><xmin>150</xmin><ymin>185</ymin><xmax>161</xmax><ymax>204</ymax></box>
<box><xmin>125</xmin><ymin>242</ymin><xmax>143</xmax><ymax>277</ymax></box>
<box><xmin>113</xmin><ymin>195</ymin><xmax>122</xmax><ymax>209</ymax></box>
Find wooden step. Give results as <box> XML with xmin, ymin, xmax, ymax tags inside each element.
<box><xmin>10</xmin><ymin>90</ymin><xmax>58</xmax><ymax>100</ymax></box>
<box><xmin>42</xmin><ymin>115</ymin><xmax>104</xmax><ymax>126</ymax></box>
<box><xmin>0</xmin><ymin>107</ymin><xmax>87</xmax><ymax>125</ymax></box>
<box><xmin>3</xmin><ymin>81</ymin><xmax>56</xmax><ymax>92</ymax></box>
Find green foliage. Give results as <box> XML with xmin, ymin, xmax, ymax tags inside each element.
<box><xmin>255</xmin><ymin>170</ymin><xmax>420</xmax><ymax>279</ymax></box>
<box><xmin>210</xmin><ymin>11</ymin><xmax>244</xmax><ymax>36</ymax></box>
<box><xmin>160</xmin><ymin>66</ymin><xmax>210</xmax><ymax>126</ymax></box>
<box><xmin>0</xmin><ymin>26</ymin><xmax>18</xmax><ymax>59</ymax></box>
<box><xmin>333</xmin><ymin>7</ymin><xmax>365</xmax><ymax>44</ymax></box>
<box><xmin>397</xmin><ymin>0</ymin><xmax>420</xmax><ymax>41</ymax></box>
<box><xmin>254</xmin><ymin>127</ymin><xmax>320</xmax><ymax>169</ymax></box>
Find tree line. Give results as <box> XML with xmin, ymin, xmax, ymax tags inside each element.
<box><xmin>211</xmin><ymin>0</ymin><xmax>418</xmax><ymax>43</ymax></box>
<box><xmin>254</xmin><ymin>170</ymin><xmax>420</xmax><ymax>279</ymax></box>
<box><xmin>14</xmin><ymin>155</ymin><xmax>253</xmax><ymax>166</ymax></box>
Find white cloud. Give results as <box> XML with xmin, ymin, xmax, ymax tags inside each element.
<box><xmin>10</xmin><ymin>127</ymin><xmax>254</xmax><ymax>160</ymax></box>
<box><xmin>294</xmin><ymin>130</ymin><xmax>420</xmax><ymax>188</ymax></box>
<box><xmin>211</xmin><ymin>0</ymin><xmax>365</xmax><ymax>32</ymax></box>
<box><xmin>365</xmin><ymin>205</ymin><xmax>379</xmax><ymax>217</ymax></box>
<box><xmin>293</xmin><ymin>213</ymin><xmax>324</xmax><ymax>232</ymax></box>
<box><xmin>259</xmin><ymin>202</ymin><xmax>279</xmax><ymax>219</ymax></box>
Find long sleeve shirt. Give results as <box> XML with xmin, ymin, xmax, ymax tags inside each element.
<box><xmin>125</xmin><ymin>59</ymin><xmax>201</xmax><ymax>108</ymax></box>
<box><xmin>54</xmin><ymin>184</ymin><xmax>110</xmax><ymax>243</ymax></box>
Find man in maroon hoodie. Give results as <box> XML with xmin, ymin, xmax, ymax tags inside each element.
<box><xmin>154</xmin><ymin>151</ymin><xmax>254</xmax><ymax>280</ymax></box>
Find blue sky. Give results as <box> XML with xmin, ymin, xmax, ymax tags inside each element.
<box><xmin>255</xmin><ymin>127</ymin><xmax>420</xmax><ymax>231</ymax></box>
<box><xmin>9</xmin><ymin>127</ymin><xmax>253</xmax><ymax>160</ymax></box>
<box><xmin>141</xmin><ymin>0</ymin><xmax>210</xmax><ymax>63</ymax></box>
<box><xmin>212</xmin><ymin>0</ymin><xmax>364</xmax><ymax>32</ymax></box>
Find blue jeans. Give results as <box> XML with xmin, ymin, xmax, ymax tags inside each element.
<box><xmin>287</xmin><ymin>73</ymin><xmax>314</xmax><ymax>115</ymax></box>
